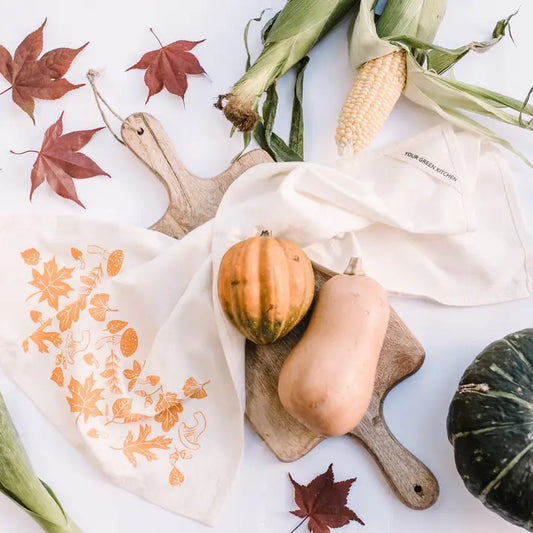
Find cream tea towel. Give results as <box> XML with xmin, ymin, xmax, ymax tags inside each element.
<box><xmin>0</xmin><ymin>123</ymin><xmax>529</xmax><ymax>526</ymax></box>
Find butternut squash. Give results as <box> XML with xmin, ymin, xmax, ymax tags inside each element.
<box><xmin>278</xmin><ymin>258</ymin><xmax>389</xmax><ymax>437</ymax></box>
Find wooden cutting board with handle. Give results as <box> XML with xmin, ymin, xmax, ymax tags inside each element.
<box><xmin>120</xmin><ymin>112</ymin><xmax>273</xmax><ymax>238</ymax></box>
<box><xmin>120</xmin><ymin>112</ymin><xmax>439</xmax><ymax>510</ymax></box>
<box><xmin>246</xmin><ymin>264</ymin><xmax>440</xmax><ymax>510</ymax></box>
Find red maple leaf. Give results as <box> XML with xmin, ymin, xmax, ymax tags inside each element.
<box><xmin>11</xmin><ymin>112</ymin><xmax>109</xmax><ymax>207</ymax></box>
<box><xmin>127</xmin><ymin>29</ymin><xmax>205</xmax><ymax>103</ymax></box>
<box><xmin>0</xmin><ymin>19</ymin><xmax>87</xmax><ymax>123</ymax></box>
<box><xmin>289</xmin><ymin>464</ymin><xmax>364</xmax><ymax>533</ymax></box>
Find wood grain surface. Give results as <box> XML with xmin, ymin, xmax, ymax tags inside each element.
<box><xmin>121</xmin><ymin>112</ymin><xmax>273</xmax><ymax>238</ymax></box>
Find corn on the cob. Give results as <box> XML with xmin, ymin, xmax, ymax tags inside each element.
<box><xmin>336</xmin><ymin>49</ymin><xmax>407</xmax><ymax>155</ymax></box>
<box><xmin>336</xmin><ymin>0</ymin><xmax>446</xmax><ymax>156</ymax></box>
<box><xmin>218</xmin><ymin>0</ymin><xmax>360</xmax><ymax>132</ymax></box>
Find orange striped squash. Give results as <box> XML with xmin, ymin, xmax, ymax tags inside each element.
<box><xmin>217</xmin><ymin>232</ymin><xmax>315</xmax><ymax>345</ymax></box>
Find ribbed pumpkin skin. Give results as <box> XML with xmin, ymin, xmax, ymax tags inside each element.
<box><xmin>447</xmin><ymin>329</ymin><xmax>533</xmax><ymax>531</ymax></box>
<box><xmin>217</xmin><ymin>235</ymin><xmax>315</xmax><ymax>345</ymax></box>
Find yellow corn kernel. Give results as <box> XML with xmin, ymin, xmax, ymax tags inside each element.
<box><xmin>336</xmin><ymin>49</ymin><xmax>407</xmax><ymax>156</ymax></box>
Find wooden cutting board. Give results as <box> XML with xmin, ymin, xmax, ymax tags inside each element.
<box><xmin>120</xmin><ymin>112</ymin><xmax>273</xmax><ymax>238</ymax></box>
<box><xmin>246</xmin><ymin>266</ymin><xmax>439</xmax><ymax>510</ymax></box>
<box><xmin>121</xmin><ymin>113</ymin><xmax>439</xmax><ymax>510</ymax></box>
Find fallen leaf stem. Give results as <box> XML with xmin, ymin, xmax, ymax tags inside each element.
<box><xmin>289</xmin><ymin>516</ymin><xmax>309</xmax><ymax>533</ymax></box>
<box><xmin>0</xmin><ymin>86</ymin><xmax>12</xmax><ymax>96</ymax></box>
<box><xmin>10</xmin><ymin>149</ymin><xmax>39</xmax><ymax>156</ymax></box>
<box><xmin>150</xmin><ymin>28</ymin><xmax>164</xmax><ymax>48</ymax></box>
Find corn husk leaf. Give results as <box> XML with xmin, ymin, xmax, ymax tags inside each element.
<box><xmin>234</xmin><ymin>11</ymin><xmax>311</xmax><ymax>162</ymax></box>
<box><xmin>390</xmin><ymin>11</ymin><xmax>518</xmax><ymax>73</ymax></box>
<box><xmin>0</xmin><ymin>392</ymin><xmax>81</xmax><ymax>533</ymax></box>
<box><xmin>376</xmin><ymin>0</ymin><xmax>447</xmax><ymax>42</ymax></box>
<box><xmin>349</xmin><ymin>0</ymin><xmax>532</xmax><ymax>163</ymax></box>
<box><xmin>220</xmin><ymin>0</ymin><xmax>360</xmax><ymax>132</ymax></box>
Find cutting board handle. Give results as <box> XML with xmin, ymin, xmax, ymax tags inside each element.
<box><xmin>350</xmin><ymin>398</ymin><xmax>439</xmax><ymax>510</ymax></box>
<box><xmin>120</xmin><ymin>112</ymin><xmax>273</xmax><ymax>239</ymax></box>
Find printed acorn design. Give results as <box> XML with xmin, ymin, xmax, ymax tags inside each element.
<box><xmin>87</xmin><ymin>246</ymin><xmax>124</xmax><ymax>277</ymax></box>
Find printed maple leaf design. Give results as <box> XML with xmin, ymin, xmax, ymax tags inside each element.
<box><xmin>155</xmin><ymin>391</ymin><xmax>183</xmax><ymax>432</ymax></box>
<box><xmin>0</xmin><ymin>19</ymin><xmax>87</xmax><ymax>122</ymax></box>
<box><xmin>66</xmin><ymin>373</ymin><xmax>105</xmax><ymax>423</ymax></box>
<box><xmin>114</xmin><ymin>424</ymin><xmax>172</xmax><ymax>467</ymax></box>
<box><xmin>12</xmin><ymin>112</ymin><xmax>110</xmax><ymax>207</ymax></box>
<box><xmin>127</xmin><ymin>29</ymin><xmax>205</xmax><ymax>103</ymax></box>
<box><xmin>289</xmin><ymin>464</ymin><xmax>364</xmax><ymax>533</ymax></box>
<box><xmin>28</xmin><ymin>257</ymin><xmax>74</xmax><ymax>310</ymax></box>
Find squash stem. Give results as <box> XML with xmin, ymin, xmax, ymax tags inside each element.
<box><xmin>344</xmin><ymin>257</ymin><xmax>365</xmax><ymax>276</ymax></box>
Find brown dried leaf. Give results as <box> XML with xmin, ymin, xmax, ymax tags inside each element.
<box><xmin>289</xmin><ymin>464</ymin><xmax>364</xmax><ymax>533</ymax></box>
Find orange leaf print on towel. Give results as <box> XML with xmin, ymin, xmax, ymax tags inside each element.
<box><xmin>83</xmin><ymin>353</ymin><xmax>99</xmax><ymax>368</ymax></box>
<box><xmin>169</xmin><ymin>466</ymin><xmax>185</xmax><ymax>486</ymax></box>
<box><xmin>87</xmin><ymin>428</ymin><xmax>108</xmax><ymax>439</ymax></box>
<box><xmin>100</xmin><ymin>351</ymin><xmax>123</xmax><ymax>394</ymax></box>
<box><xmin>146</xmin><ymin>375</ymin><xmax>160</xmax><ymax>387</ymax></box>
<box><xmin>21</xmin><ymin>248</ymin><xmax>40</xmax><ymax>265</ymax></box>
<box><xmin>79</xmin><ymin>264</ymin><xmax>103</xmax><ymax>295</ymax></box>
<box><xmin>67</xmin><ymin>373</ymin><xmax>105</xmax><ymax>423</ymax></box>
<box><xmin>106</xmin><ymin>397</ymin><xmax>148</xmax><ymax>424</ymax></box>
<box><xmin>28</xmin><ymin>258</ymin><xmax>74</xmax><ymax>310</ymax></box>
<box><xmin>114</xmin><ymin>424</ymin><xmax>172</xmax><ymax>467</ymax></box>
<box><xmin>89</xmin><ymin>293</ymin><xmax>117</xmax><ymax>322</ymax></box>
<box><xmin>70</xmin><ymin>247</ymin><xmax>86</xmax><ymax>269</ymax></box>
<box><xmin>105</xmin><ymin>320</ymin><xmax>128</xmax><ymax>334</ymax></box>
<box><xmin>56</xmin><ymin>296</ymin><xmax>87</xmax><ymax>332</ymax></box>
<box><xmin>27</xmin><ymin>317</ymin><xmax>62</xmax><ymax>353</ymax></box>
<box><xmin>183</xmin><ymin>377</ymin><xmax>210</xmax><ymax>399</ymax></box>
<box><xmin>155</xmin><ymin>392</ymin><xmax>183</xmax><ymax>432</ymax></box>
<box><xmin>50</xmin><ymin>367</ymin><xmax>64</xmax><ymax>387</ymax></box>
<box><xmin>124</xmin><ymin>360</ymin><xmax>142</xmax><ymax>392</ymax></box>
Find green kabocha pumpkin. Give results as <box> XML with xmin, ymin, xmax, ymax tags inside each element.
<box><xmin>447</xmin><ymin>329</ymin><xmax>533</xmax><ymax>531</ymax></box>
<box><xmin>217</xmin><ymin>231</ymin><xmax>315</xmax><ymax>345</ymax></box>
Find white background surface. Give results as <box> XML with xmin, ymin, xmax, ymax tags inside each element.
<box><xmin>0</xmin><ymin>1</ymin><xmax>531</xmax><ymax>532</ymax></box>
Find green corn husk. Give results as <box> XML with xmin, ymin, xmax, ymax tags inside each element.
<box><xmin>0</xmin><ymin>392</ymin><xmax>81</xmax><ymax>533</ymax></box>
<box><xmin>376</xmin><ymin>0</ymin><xmax>447</xmax><ymax>43</ymax></box>
<box><xmin>219</xmin><ymin>0</ymin><xmax>360</xmax><ymax>132</ymax></box>
<box><xmin>350</xmin><ymin>0</ymin><xmax>532</xmax><ymax>163</ymax></box>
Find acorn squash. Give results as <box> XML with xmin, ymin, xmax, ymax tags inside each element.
<box><xmin>217</xmin><ymin>231</ymin><xmax>315</xmax><ymax>345</ymax></box>
<box><xmin>447</xmin><ymin>329</ymin><xmax>533</xmax><ymax>531</ymax></box>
